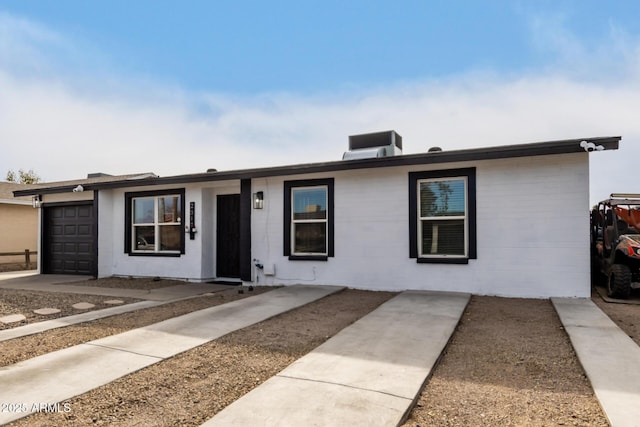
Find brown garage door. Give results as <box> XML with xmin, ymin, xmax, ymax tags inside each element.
<box><xmin>43</xmin><ymin>203</ymin><xmax>96</xmax><ymax>275</ymax></box>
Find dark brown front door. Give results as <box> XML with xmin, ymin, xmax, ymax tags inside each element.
<box><xmin>43</xmin><ymin>203</ymin><xmax>95</xmax><ymax>275</ymax></box>
<box><xmin>216</xmin><ymin>194</ymin><xmax>240</xmax><ymax>278</ymax></box>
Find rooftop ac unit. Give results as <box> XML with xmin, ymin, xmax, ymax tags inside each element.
<box><xmin>342</xmin><ymin>130</ymin><xmax>402</xmax><ymax>160</ymax></box>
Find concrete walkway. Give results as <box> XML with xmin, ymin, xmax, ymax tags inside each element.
<box><xmin>0</xmin><ymin>285</ymin><xmax>343</xmax><ymax>425</ymax></box>
<box><xmin>205</xmin><ymin>291</ymin><xmax>471</xmax><ymax>427</ymax></box>
<box><xmin>0</xmin><ymin>272</ymin><xmax>236</xmax><ymax>342</ymax></box>
<box><xmin>552</xmin><ymin>298</ymin><xmax>640</xmax><ymax>427</ymax></box>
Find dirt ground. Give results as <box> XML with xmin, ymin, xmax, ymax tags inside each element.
<box><xmin>402</xmin><ymin>297</ymin><xmax>608</xmax><ymax>427</ymax></box>
<box><xmin>6</xmin><ymin>286</ymin><xmax>395</xmax><ymax>426</ymax></box>
<box><xmin>63</xmin><ymin>276</ymin><xmax>192</xmax><ymax>290</ymax></box>
<box><xmin>1</xmin><ymin>278</ymin><xmax>637</xmax><ymax>426</ymax></box>
<box><xmin>0</xmin><ymin>289</ymin><xmax>141</xmax><ymax>330</ymax></box>
<box><xmin>592</xmin><ymin>286</ymin><xmax>640</xmax><ymax>347</ymax></box>
<box><xmin>0</xmin><ymin>263</ymin><xmax>37</xmax><ymax>273</ymax></box>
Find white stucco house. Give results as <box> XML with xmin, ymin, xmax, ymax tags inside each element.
<box><xmin>14</xmin><ymin>132</ymin><xmax>620</xmax><ymax>298</ymax></box>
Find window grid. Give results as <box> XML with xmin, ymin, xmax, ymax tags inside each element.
<box><xmin>291</xmin><ymin>185</ymin><xmax>328</xmax><ymax>256</ymax></box>
<box><xmin>417</xmin><ymin>177</ymin><xmax>468</xmax><ymax>258</ymax></box>
<box><xmin>132</xmin><ymin>195</ymin><xmax>182</xmax><ymax>253</ymax></box>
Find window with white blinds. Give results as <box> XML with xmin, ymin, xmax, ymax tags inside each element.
<box><xmin>409</xmin><ymin>168</ymin><xmax>476</xmax><ymax>264</ymax></box>
<box><xmin>283</xmin><ymin>178</ymin><xmax>334</xmax><ymax>260</ymax></box>
<box><xmin>418</xmin><ymin>177</ymin><xmax>467</xmax><ymax>257</ymax></box>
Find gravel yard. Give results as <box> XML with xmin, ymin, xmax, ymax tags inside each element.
<box><xmin>6</xmin><ymin>286</ymin><xmax>395</xmax><ymax>426</ymax></box>
<box><xmin>0</xmin><ymin>263</ymin><xmax>37</xmax><ymax>273</ymax></box>
<box><xmin>60</xmin><ymin>276</ymin><xmax>193</xmax><ymax>290</ymax></box>
<box><xmin>1</xmin><ymin>277</ymin><xmax>637</xmax><ymax>426</ymax></box>
<box><xmin>0</xmin><ymin>287</ymin><xmax>272</xmax><ymax>367</ymax></box>
<box><xmin>0</xmin><ymin>289</ymin><xmax>141</xmax><ymax>330</ymax></box>
<box><xmin>592</xmin><ymin>287</ymin><xmax>640</xmax><ymax>347</ymax></box>
<box><xmin>402</xmin><ymin>297</ymin><xmax>608</xmax><ymax>427</ymax></box>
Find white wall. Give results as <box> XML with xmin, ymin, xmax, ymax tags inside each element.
<box><xmin>98</xmin><ymin>181</ymin><xmax>241</xmax><ymax>281</ymax></box>
<box><xmin>96</xmin><ymin>152</ymin><xmax>590</xmax><ymax>297</ymax></box>
<box><xmin>250</xmin><ymin>153</ymin><xmax>590</xmax><ymax>298</ymax></box>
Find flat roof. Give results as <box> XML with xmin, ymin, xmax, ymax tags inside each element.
<box><xmin>14</xmin><ymin>136</ymin><xmax>621</xmax><ymax>197</ymax></box>
<box><xmin>1</xmin><ymin>182</ymin><xmax>37</xmax><ymax>203</ymax></box>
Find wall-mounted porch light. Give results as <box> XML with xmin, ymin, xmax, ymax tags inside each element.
<box><xmin>253</xmin><ymin>191</ymin><xmax>264</xmax><ymax>209</ymax></box>
<box><xmin>32</xmin><ymin>195</ymin><xmax>42</xmax><ymax>208</ymax></box>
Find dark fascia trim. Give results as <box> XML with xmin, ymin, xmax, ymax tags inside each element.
<box><xmin>284</xmin><ymin>178</ymin><xmax>334</xmax><ymax>259</ymax></box>
<box><xmin>40</xmin><ymin>200</ymin><xmax>94</xmax><ymax>208</ymax></box>
<box><xmin>13</xmin><ymin>136</ymin><xmax>621</xmax><ymax>197</ymax></box>
<box><xmin>124</xmin><ymin>188</ymin><xmax>186</xmax><ymax>255</ymax></box>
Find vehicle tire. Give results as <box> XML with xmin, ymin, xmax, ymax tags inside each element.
<box><xmin>607</xmin><ymin>264</ymin><xmax>632</xmax><ymax>299</ymax></box>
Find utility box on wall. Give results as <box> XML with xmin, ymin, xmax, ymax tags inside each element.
<box><xmin>263</xmin><ymin>264</ymin><xmax>276</xmax><ymax>276</ymax></box>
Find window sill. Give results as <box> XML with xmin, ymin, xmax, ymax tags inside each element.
<box><xmin>417</xmin><ymin>257</ymin><xmax>469</xmax><ymax>264</ymax></box>
<box><xmin>128</xmin><ymin>252</ymin><xmax>182</xmax><ymax>257</ymax></box>
<box><xmin>289</xmin><ymin>255</ymin><xmax>328</xmax><ymax>261</ymax></box>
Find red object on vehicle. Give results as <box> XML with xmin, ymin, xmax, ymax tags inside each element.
<box><xmin>615</xmin><ymin>206</ymin><xmax>640</xmax><ymax>230</ymax></box>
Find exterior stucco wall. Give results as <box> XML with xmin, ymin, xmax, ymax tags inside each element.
<box><xmin>96</xmin><ymin>152</ymin><xmax>590</xmax><ymax>297</ymax></box>
<box><xmin>250</xmin><ymin>152</ymin><xmax>590</xmax><ymax>298</ymax></box>
<box><xmin>41</xmin><ymin>192</ymin><xmax>94</xmax><ymax>204</ymax></box>
<box><xmin>98</xmin><ymin>181</ymin><xmax>240</xmax><ymax>281</ymax></box>
<box><xmin>0</xmin><ymin>203</ymin><xmax>38</xmax><ymax>264</ymax></box>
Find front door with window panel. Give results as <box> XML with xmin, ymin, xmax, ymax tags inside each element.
<box><xmin>216</xmin><ymin>194</ymin><xmax>241</xmax><ymax>278</ymax></box>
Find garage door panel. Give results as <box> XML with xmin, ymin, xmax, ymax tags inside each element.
<box><xmin>44</xmin><ymin>204</ymin><xmax>95</xmax><ymax>275</ymax></box>
<box><xmin>64</xmin><ymin>207</ymin><xmax>77</xmax><ymax>217</ymax></box>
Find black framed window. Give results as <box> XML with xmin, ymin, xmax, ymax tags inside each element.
<box><xmin>409</xmin><ymin>168</ymin><xmax>476</xmax><ymax>264</ymax></box>
<box><xmin>125</xmin><ymin>188</ymin><xmax>185</xmax><ymax>256</ymax></box>
<box><xmin>284</xmin><ymin>178</ymin><xmax>334</xmax><ymax>260</ymax></box>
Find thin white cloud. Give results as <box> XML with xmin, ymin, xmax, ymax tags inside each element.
<box><xmin>526</xmin><ymin>9</ymin><xmax>640</xmax><ymax>82</ymax></box>
<box><xmin>0</xmin><ymin>11</ymin><xmax>638</xmax><ymax>206</ymax></box>
<box><xmin>0</xmin><ymin>11</ymin><xmax>64</xmax><ymax>71</ymax></box>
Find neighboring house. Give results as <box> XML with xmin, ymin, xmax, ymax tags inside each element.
<box><xmin>0</xmin><ymin>182</ymin><xmax>37</xmax><ymax>266</ymax></box>
<box><xmin>14</xmin><ymin>133</ymin><xmax>620</xmax><ymax>298</ymax></box>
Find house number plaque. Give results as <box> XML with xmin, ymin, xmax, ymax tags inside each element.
<box><xmin>189</xmin><ymin>202</ymin><xmax>196</xmax><ymax>240</ymax></box>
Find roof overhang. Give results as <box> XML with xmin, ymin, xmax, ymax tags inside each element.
<box><xmin>0</xmin><ymin>198</ymin><xmax>32</xmax><ymax>206</ymax></box>
<box><xmin>13</xmin><ymin>136</ymin><xmax>621</xmax><ymax>197</ymax></box>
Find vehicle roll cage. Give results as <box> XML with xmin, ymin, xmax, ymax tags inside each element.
<box><xmin>604</xmin><ymin>194</ymin><xmax>640</xmax><ymax>206</ymax></box>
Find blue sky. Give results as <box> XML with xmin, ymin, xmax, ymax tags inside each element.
<box><xmin>1</xmin><ymin>1</ymin><xmax>639</xmax><ymax>204</ymax></box>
